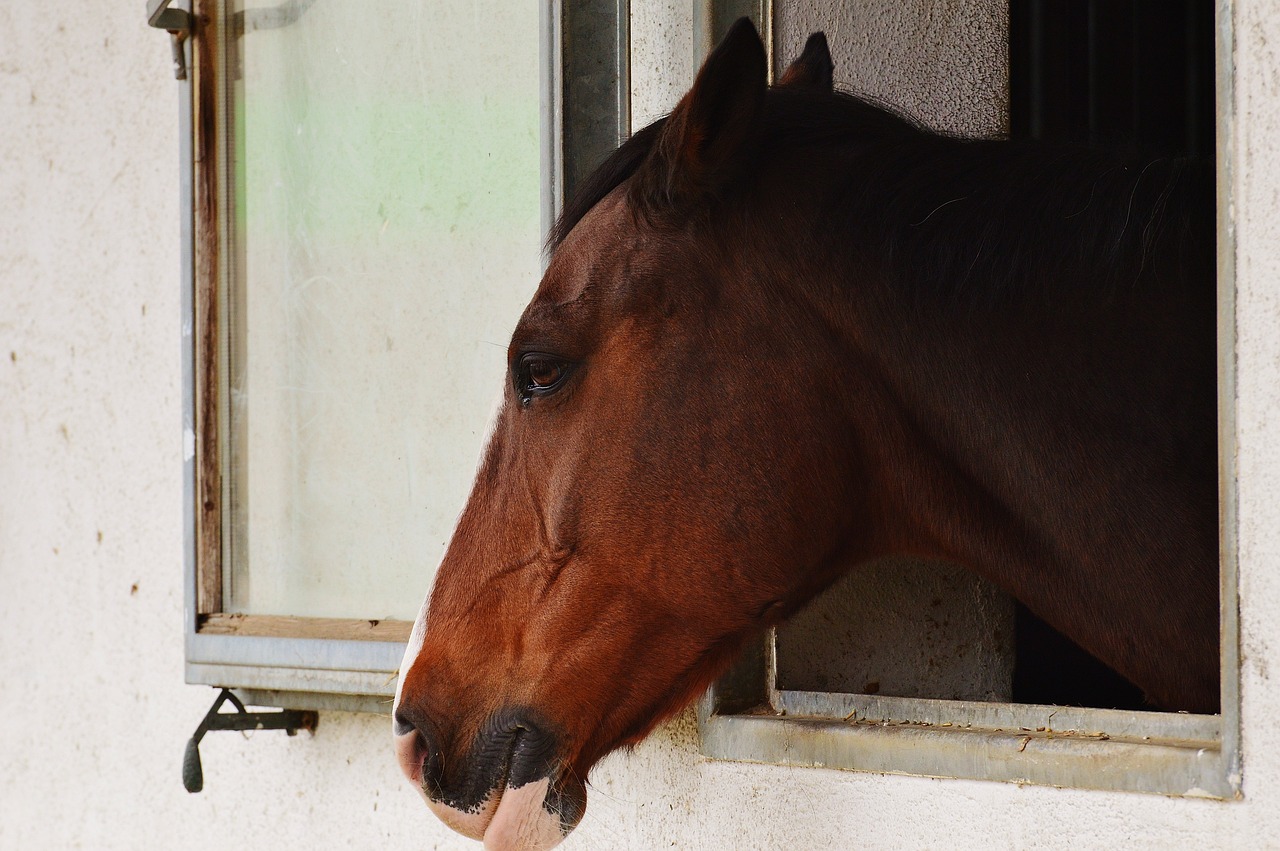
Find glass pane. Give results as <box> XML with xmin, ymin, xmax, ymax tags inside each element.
<box><xmin>220</xmin><ymin>1</ymin><xmax>541</xmax><ymax>620</ymax></box>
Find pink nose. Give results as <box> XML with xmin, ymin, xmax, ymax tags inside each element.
<box><xmin>393</xmin><ymin>710</ymin><xmax>436</xmax><ymax>787</ymax></box>
<box><xmin>395</xmin><ymin>730</ymin><xmax>425</xmax><ymax>785</ymax></box>
<box><xmin>394</xmin><ymin>709</ymin><xmax>497</xmax><ymax>842</ymax></box>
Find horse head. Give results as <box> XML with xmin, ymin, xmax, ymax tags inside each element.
<box><xmin>393</xmin><ymin>12</ymin><xmax>1224</xmax><ymax>845</ymax></box>
<box><xmin>394</xmin><ymin>21</ymin><xmax>872</xmax><ymax>849</ymax></box>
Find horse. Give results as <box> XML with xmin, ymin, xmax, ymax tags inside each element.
<box><xmin>394</xmin><ymin>19</ymin><xmax>1218</xmax><ymax>850</ymax></box>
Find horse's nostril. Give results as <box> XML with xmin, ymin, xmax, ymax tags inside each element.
<box><xmin>394</xmin><ymin>710</ymin><xmax>444</xmax><ymax>790</ymax></box>
<box><xmin>393</xmin><ymin>710</ymin><xmax>416</xmax><ymax>738</ymax></box>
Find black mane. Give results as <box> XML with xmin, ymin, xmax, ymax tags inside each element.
<box><xmin>551</xmin><ymin>88</ymin><xmax>1213</xmax><ymax>308</ymax></box>
<box><xmin>549</xmin><ymin>117</ymin><xmax>667</xmax><ymax>251</ymax></box>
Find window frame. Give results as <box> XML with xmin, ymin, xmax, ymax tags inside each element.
<box><xmin>180</xmin><ymin>0</ymin><xmax>631</xmax><ymax>713</ymax></box>
<box><xmin>179</xmin><ymin>0</ymin><xmax>1243</xmax><ymax>795</ymax></box>
<box><xmin>696</xmin><ymin>0</ymin><xmax>1240</xmax><ymax>800</ymax></box>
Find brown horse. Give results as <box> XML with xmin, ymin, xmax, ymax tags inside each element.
<box><xmin>395</xmin><ymin>20</ymin><xmax>1218</xmax><ymax>850</ymax></box>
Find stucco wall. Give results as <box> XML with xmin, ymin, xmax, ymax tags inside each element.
<box><xmin>776</xmin><ymin>0</ymin><xmax>1008</xmax><ymax>135</ymax></box>
<box><xmin>3</xmin><ymin>3</ymin><xmax>1280</xmax><ymax>851</ymax></box>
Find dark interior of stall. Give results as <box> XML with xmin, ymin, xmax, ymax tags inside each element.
<box><xmin>1007</xmin><ymin>0</ymin><xmax>1217</xmax><ymax>710</ymax></box>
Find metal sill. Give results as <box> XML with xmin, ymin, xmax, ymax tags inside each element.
<box><xmin>696</xmin><ymin>631</ymin><xmax>1239</xmax><ymax>800</ymax></box>
<box><xmin>184</xmin><ymin>630</ymin><xmax>403</xmax><ymax>710</ymax></box>
<box><xmin>698</xmin><ymin>706</ymin><xmax>1230</xmax><ymax>798</ymax></box>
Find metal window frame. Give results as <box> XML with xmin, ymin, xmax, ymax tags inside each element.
<box><xmin>179</xmin><ymin>0</ymin><xmax>631</xmax><ymax>714</ymax></box>
<box><xmin>695</xmin><ymin>0</ymin><xmax>773</xmax><ymax>76</ymax></box>
<box><xmin>696</xmin><ymin>0</ymin><xmax>1240</xmax><ymax>800</ymax></box>
<box><xmin>175</xmin><ymin>0</ymin><xmax>1244</xmax><ymax>796</ymax></box>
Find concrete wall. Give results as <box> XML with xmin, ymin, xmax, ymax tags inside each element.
<box><xmin>3</xmin><ymin>3</ymin><xmax>1280</xmax><ymax>850</ymax></box>
<box><xmin>775</xmin><ymin>0</ymin><xmax>1008</xmax><ymax>135</ymax></box>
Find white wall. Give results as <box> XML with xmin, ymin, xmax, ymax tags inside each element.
<box><xmin>3</xmin><ymin>3</ymin><xmax>1280</xmax><ymax>849</ymax></box>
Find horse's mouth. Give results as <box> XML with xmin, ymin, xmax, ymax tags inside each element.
<box><xmin>397</xmin><ymin>723</ymin><xmax>582</xmax><ymax>850</ymax></box>
<box><xmin>481</xmin><ymin>774</ymin><xmax>567</xmax><ymax>851</ymax></box>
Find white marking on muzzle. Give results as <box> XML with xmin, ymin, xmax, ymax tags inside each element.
<box><xmin>483</xmin><ymin>777</ymin><xmax>565</xmax><ymax>851</ymax></box>
<box><xmin>426</xmin><ymin>792</ymin><xmax>501</xmax><ymax>842</ymax></box>
<box><xmin>393</xmin><ymin>595</ymin><xmax>430</xmax><ymax>713</ymax></box>
<box><xmin>397</xmin><ymin>727</ymin><xmax>501</xmax><ymax>842</ymax></box>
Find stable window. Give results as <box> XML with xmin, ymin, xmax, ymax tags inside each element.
<box><xmin>173</xmin><ymin>0</ymin><xmax>628</xmax><ymax>712</ymax></box>
<box><xmin>698</xmin><ymin>0</ymin><xmax>1239</xmax><ymax>798</ymax></box>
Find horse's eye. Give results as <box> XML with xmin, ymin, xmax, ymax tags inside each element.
<box><xmin>516</xmin><ymin>353</ymin><xmax>572</xmax><ymax>403</ymax></box>
<box><xmin>528</xmin><ymin>360</ymin><xmax>564</xmax><ymax>388</ymax></box>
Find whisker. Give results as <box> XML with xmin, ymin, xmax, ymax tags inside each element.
<box><xmin>909</xmin><ymin>195</ymin><xmax>968</xmax><ymax>227</ymax></box>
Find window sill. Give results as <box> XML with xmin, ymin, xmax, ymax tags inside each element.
<box><xmin>696</xmin><ymin>631</ymin><xmax>1239</xmax><ymax>800</ymax></box>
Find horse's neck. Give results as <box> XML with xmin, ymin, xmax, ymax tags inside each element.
<box><xmin>752</xmin><ymin>128</ymin><xmax>1219</xmax><ymax>708</ymax></box>
<box><xmin>795</xmin><ymin>139</ymin><xmax>1219</xmax><ymax>617</ymax></box>
<box><xmin>834</xmin><ymin>290</ymin><xmax>1218</xmax><ymax>709</ymax></box>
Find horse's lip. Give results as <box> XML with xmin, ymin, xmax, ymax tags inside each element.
<box><xmin>489</xmin><ymin>729</ymin><xmax>521</xmax><ymax>800</ymax></box>
<box><xmin>486</xmin><ymin>726</ymin><xmax>544</xmax><ymax>802</ymax></box>
<box><xmin>428</xmin><ymin>729</ymin><xmax>551</xmax><ymax>844</ymax></box>
<box><xmin>482</xmin><ymin>733</ymin><xmax>574</xmax><ymax>851</ymax></box>
<box><xmin>401</xmin><ymin>718</ymin><xmax>569</xmax><ymax>846</ymax></box>
<box><xmin>428</xmin><ymin>728</ymin><xmax>523</xmax><ymax>816</ymax></box>
<box><xmin>483</xmin><ymin>775</ymin><xmax>567</xmax><ymax>851</ymax></box>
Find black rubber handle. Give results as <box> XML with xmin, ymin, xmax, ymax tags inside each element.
<box><xmin>182</xmin><ymin>736</ymin><xmax>204</xmax><ymax>793</ymax></box>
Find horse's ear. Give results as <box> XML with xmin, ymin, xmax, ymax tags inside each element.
<box><xmin>776</xmin><ymin>32</ymin><xmax>833</xmax><ymax>93</ymax></box>
<box><xmin>641</xmin><ymin>17</ymin><xmax>767</xmax><ymax>205</ymax></box>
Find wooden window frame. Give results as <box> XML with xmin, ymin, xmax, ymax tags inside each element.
<box><xmin>180</xmin><ymin>0</ymin><xmax>630</xmax><ymax>713</ymax></box>
<box><xmin>696</xmin><ymin>0</ymin><xmax>1240</xmax><ymax>800</ymax></box>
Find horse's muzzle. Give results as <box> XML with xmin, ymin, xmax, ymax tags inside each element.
<box><xmin>394</xmin><ymin>708</ymin><xmax>585</xmax><ymax>850</ymax></box>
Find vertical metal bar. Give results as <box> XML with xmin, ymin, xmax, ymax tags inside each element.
<box><xmin>693</xmin><ymin>0</ymin><xmax>773</xmax><ymax>79</ymax></box>
<box><xmin>616</xmin><ymin>0</ymin><xmax>632</xmax><ymax>140</ymax></box>
<box><xmin>218</xmin><ymin>0</ymin><xmax>247</xmax><ymax>612</ymax></box>
<box><xmin>1186</xmin><ymin>0</ymin><xmax>1201</xmax><ymax>155</ymax></box>
<box><xmin>560</xmin><ymin>0</ymin><xmax>631</xmax><ymax>207</ymax></box>
<box><xmin>693</xmin><ymin>0</ymin><xmax>710</xmax><ymax>61</ymax></box>
<box><xmin>1027</xmin><ymin>0</ymin><xmax>1044</xmax><ymax>139</ymax></box>
<box><xmin>1086</xmin><ymin>0</ymin><xmax>1098</xmax><ymax>146</ymax></box>
<box><xmin>541</xmin><ymin>0</ymin><xmax>564</xmax><ymax>252</ymax></box>
<box><xmin>1185</xmin><ymin>0</ymin><xmax>1214</xmax><ymax>159</ymax></box>
<box><xmin>1129</xmin><ymin>0</ymin><xmax>1141</xmax><ymax>149</ymax></box>
<box><xmin>1214</xmin><ymin>0</ymin><xmax>1242</xmax><ymax>796</ymax></box>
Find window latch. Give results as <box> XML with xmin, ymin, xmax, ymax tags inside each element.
<box><xmin>182</xmin><ymin>688</ymin><xmax>318</xmax><ymax>793</ymax></box>
<box><xmin>146</xmin><ymin>0</ymin><xmax>192</xmax><ymax>80</ymax></box>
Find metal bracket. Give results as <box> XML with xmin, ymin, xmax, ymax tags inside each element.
<box><xmin>182</xmin><ymin>688</ymin><xmax>318</xmax><ymax>793</ymax></box>
<box><xmin>147</xmin><ymin>0</ymin><xmax>192</xmax><ymax>80</ymax></box>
